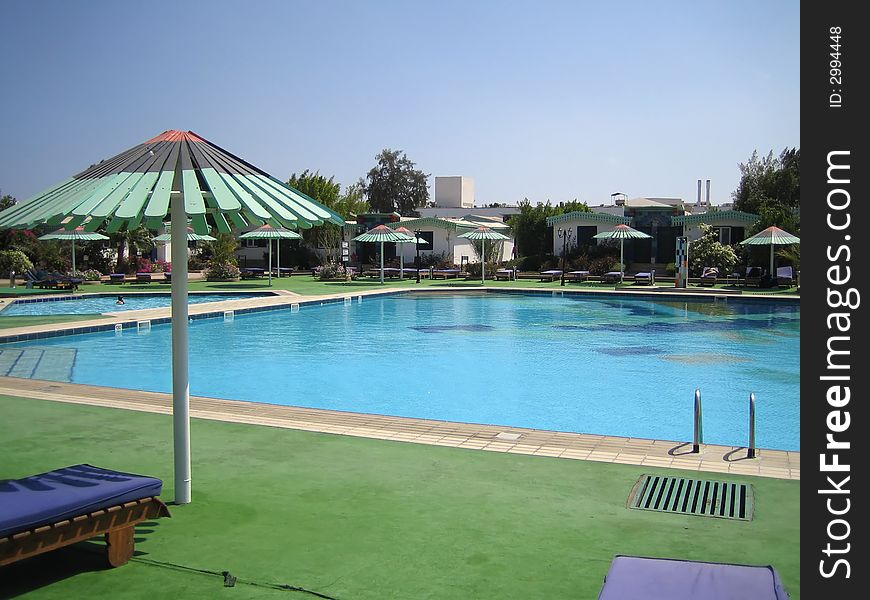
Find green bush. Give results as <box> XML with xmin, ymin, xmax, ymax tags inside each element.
<box><xmin>665</xmin><ymin>262</ymin><xmax>676</xmax><ymax>276</ymax></box>
<box><xmin>588</xmin><ymin>257</ymin><xmax>615</xmax><ymax>276</ymax></box>
<box><xmin>204</xmin><ymin>261</ymin><xmax>241</xmax><ymax>281</ymax></box>
<box><xmin>82</xmin><ymin>269</ymin><xmax>103</xmax><ymax>281</ymax></box>
<box><xmin>688</xmin><ymin>224</ymin><xmax>738</xmax><ymax>276</ymax></box>
<box><xmin>0</xmin><ymin>249</ymin><xmax>34</xmax><ymax>275</ymax></box>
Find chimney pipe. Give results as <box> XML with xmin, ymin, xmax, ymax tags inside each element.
<box><xmin>697</xmin><ymin>180</ymin><xmax>702</xmax><ymax>206</ymax></box>
<box><xmin>705</xmin><ymin>180</ymin><xmax>711</xmax><ymax>205</ymax></box>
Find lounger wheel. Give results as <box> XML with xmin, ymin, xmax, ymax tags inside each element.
<box><xmin>105</xmin><ymin>525</ymin><xmax>135</xmax><ymax>567</ymax></box>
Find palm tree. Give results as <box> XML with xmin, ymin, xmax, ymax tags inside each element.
<box><xmin>108</xmin><ymin>225</ymin><xmax>154</xmax><ymax>273</ymax></box>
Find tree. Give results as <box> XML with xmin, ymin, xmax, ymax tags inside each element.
<box><xmin>108</xmin><ymin>225</ymin><xmax>154</xmax><ymax>273</ymax></box>
<box><xmin>288</xmin><ymin>172</ymin><xmax>370</xmax><ymax>264</ymax></box>
<box><xmin>364</xmin><ymin>149</ymin><xmax>429</xmax><ymax>215</ymax></box>
<box><xmin>0</xmin><ymin>192</ymin><xmax>16</xmax><ymax>212</ymax></box>
<box><xmin>732</xmin><ymin>148</ymin><xmax>800</xmax><ymax>234</ymax></box>
<box><xmin>688</xmin><ymin>224</ymin><xmax>737</xmax><ymax>277</ymax></box>
<box><xmin>508</xmin><ymin>199</ymin><xmax>592</xmax><ymax>259</ymax></box>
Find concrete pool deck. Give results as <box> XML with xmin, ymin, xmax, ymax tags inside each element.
<box><xmin>0</xmin><ymin>285</ymin><xmax>799</xmax><ymax>480</ymax></box>
<box><xmin>0</xmin><ymin>375</ymin><xmax>799</xmax><ymax>481</ymax></box>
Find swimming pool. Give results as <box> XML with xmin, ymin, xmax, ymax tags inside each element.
<box><xmin>0</xmin><ymin>292</ymin><xmax>800</xmax><ymax>450</ymax></box>
<box><xmin>1</xmin><ymin>293</ymin><xmax>271</xmax><ymax>316</ymax></box>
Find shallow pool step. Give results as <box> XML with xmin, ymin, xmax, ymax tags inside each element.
<box><xmin>0</xmin><ymin>347</ymin><xmax>77</xmax><ymax>381</ymax></box>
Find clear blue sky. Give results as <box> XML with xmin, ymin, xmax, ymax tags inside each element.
<box><xmin>0</xmin><ymin>0</ymin><xmax>799</xmax><ymax>208</ymax></box>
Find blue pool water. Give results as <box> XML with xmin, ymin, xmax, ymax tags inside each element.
<box><xmin>0</xmin><ymin>293</ymin><xmax>800</xmax><ymax>450</ymax></box>
<box><xmin>1</xmin><ymin>293</ymin><xmax>269</xmax><ymax>316</ymax></box>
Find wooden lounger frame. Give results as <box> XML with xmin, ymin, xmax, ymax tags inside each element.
<box><xmin>0</xmin><ymin>496</ymin><xmax>170</xmax><ymax>568</ymax></box>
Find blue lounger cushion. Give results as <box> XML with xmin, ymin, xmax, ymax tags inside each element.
<box><xmin>598</xmin><ymin>555</ymin><xmax>789</xmax><ymax>600</ymax></box>
<box><xmin>0</xmin><ymin>464</ymin><xmax>164</xmax><ymax>538</ymax></box>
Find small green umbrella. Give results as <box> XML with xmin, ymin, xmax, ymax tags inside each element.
<box><xmin>739</xmin><ymin>225</ymin><xmax>800</xmax><ymax>276</ymax></box>
<box><xmin>353</xmin><ymin>224</ymin><xmax>410</xmax><ymax>283</ymax></box>
<box><xmin>593</xmin><ymin>224</ymin><xmax>652</xmax><ymax>283</ymax></box>
<box><xmin>458</xmin><ymin>226</ymin><xmax>510</xmax><ymax>283</ymax></box>
<box><xmin>393</xmin><ymin>226</ymin><xmax>429</xmax><ymax>279</ymax></box>
<box><xmin>239</xmin><ymin>224</ymin><xmax>302</xmax><ymax>285</ymax></box>
<box><xmin>153</xmin><ymin>227</ymin><xmax>217</xmax><ymax>242</ymax></box>
<box><xmin>38</xmin><ymin>226</ymin><xmax>109</xmax><ymax>272</ymax></box>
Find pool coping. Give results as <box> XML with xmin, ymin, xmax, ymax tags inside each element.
<box><xmin>0</xmin><ymin>376</ymin><xmax>799</xmax><ymax>481</ymax></box>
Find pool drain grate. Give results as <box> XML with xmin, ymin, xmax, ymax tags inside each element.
<box><xmin>627</xmin><ymin>474</ymin><xmax>753</xmax><ymax>521</ymax></box>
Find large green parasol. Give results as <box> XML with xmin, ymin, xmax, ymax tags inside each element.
<box><xmin>738</xmin><ymin>225</ymin><xmax>800</xmax><ymax>276</ymax></box>
<box><xmin>0</xmin><ymin>130</ymin><xmax>343</xmax><ymax>504</ymax></box>
<box><xmin>457</xmin><ymin>226</ymin><xmax>510</xmax><ymax>283</ymax></box>
<box><xmin>239</xmin><ymin>224</ymin><xmax>302</xmax><ymax>285</ymax></box>
<box><xmin>38</xmin><ymin>226</ymin><xmax>109</xmax><ymax>272</ymax></box>
<box><xmin>593</xmin><ymin>224</ymin><xmax>652</xmax><ymax>283</ymax></box>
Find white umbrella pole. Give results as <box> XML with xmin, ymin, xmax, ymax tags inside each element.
<box><xmin>277</xmin><ymin>239</ymin><xmax>281</xmax><ymax>278</ymax></box>
<box><xmin>620</xmin><ymin>239</ymin><xmax>624</xmax><ymax>283</ymax></box>
<box><xmin>268</xmin><ymin>239</ymin><xmax>273</xmax><ymax>286</ymax></box>
<box><xmin>482</xmin><ymin>239</ymin><xmax>486</xmax><ymax>284</ymax></box>
<box><xmin>769</xmin><ymin>244</ymin><xmax>775</xmax><ymax>276</ymax></box>
<box><xmin>71</xmin><ymin>241</ymin><xmax>76</xmax><ymax>273</ymax></box>
<box><xmin>170</xmin><ymin>198</ymin><xmax>191</xmax><ymax>504</ymax></box>
<box><xmin>400</xmin><ymin>252</ymin><xmax>404</xmax><ymax>280</ymax></box>
<box><xmin>380</xmin><ymin>241</ymin><xmax>384</xmax><ymax>284</ymax></box>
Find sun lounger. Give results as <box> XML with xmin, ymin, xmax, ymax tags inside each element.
<box><xmin>494</xmin><ymin>268</ymin><xmax>515</xmax><ymax>281</ymax></box>
<box><xmin>601</xmin><ymin>271</ymin><xmax>623</xmax><ymax>283</ymax></box>
<box><xmin>539</xmin><ymin>270</ymin><xmax>563</xmax><ymax>282</ymax></box>
<box><xmin>109</xmin><ymin>273</ymin><xmax>126</xmax><ymax>284</ymax></box>
<box><xmin>0</xmin><ymin>464</ymin><xmax>170</xmax><ymax>568</ymax></box>
<box><xmin>744</xmin><ymin>266</ymin><xmax>764</xmax><ymax>287</ymax></box>
<box><xmin>565</xmin><ymin>270</ymin><xmax>590</xmax><ymax>282</ymax></box>
<box><xmin>135</xmin><ymin>272</ymin><xmax>152</xmax><ymax>283</ymax></box>
<box><xmin>699</xmin><ymin>266</ymin><xmax>718</xmax><ymax>286</ymax></box>
<box><xmin>401</xmin><ymin>268</ymin><xmax>429</xmax><ymax>278</ymax></box>
<box><xmin>161</xmin><ymin>272</ymin><xmax>172</xmax><ymax>283</ymax></box>
<box><xmin>634</xmin><ymin>270</ymin><xmax>655</xmax><ymax>285</ymax></box>
<box><xmin>432</xmin><ymin>269</ymin><xmax>460</xmax><ymax>279</ymax></box>
<box><xmin>776</xmin><ymin>266</ymin><xmax>795</xmax><ymax>287</ymax></box>
<box><xmin>597</xmin><ymin>555</ymin><xmax>789</xmax><ymax>600</ymax></box>
<box><xmin>30</xmin><ymin>272</ymin><xmax>82</xmax><ymax>291</ymax></box>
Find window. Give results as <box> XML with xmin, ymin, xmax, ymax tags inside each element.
<box><xmin>712</xmin><ymin>227</ymin><xmax>731</xmax><ymax>245</ymax></box>
<box><xmin>418</xmin><ymin>231</ymin><xmax>434</xmax><ymax>250</ymax></box>
<box><xmin>576</xmin><ymin>226</ymin><xmax>597</xmax><ymax>248</ymax></box>
<box><xmin>244</xmin><ymin>239</ymin><xmax>267</xmax><ymax>248</ymax></box>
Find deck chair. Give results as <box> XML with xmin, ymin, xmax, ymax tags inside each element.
<box><xmin>598</xmin><ymin>555</ymin><xmax>789</xmax><ymax>600</ymax></box>
<box><xmin>538</xmin><ymin>269</ymin><xmax>563</xmax><ymax>282</ymax></box>
<box><xmin>744</xmin><ymin>266</ymin><xmax>764</xmax><ymax>287</ymax></box>
<box><xmin>776</xmin><ymin>266</ymin><xmax>795</xmax><ymax>287</ymax></box>
<box><xmin>565</xmin><ymin>270</ymin><xmax>590</xmax><ymax>282</ymax></box>
<box><xmin>109</xmin><ymin>273</ymin><xmax>126</xmax><ymax>284</ymax></box>
<box><xmin>1</xmin><ymin>464</ymin><xmax>170</xmax><ymax>568</ymax></box>
<box><xmin>699</xmin><ymin>266</ymin><xmax>718</xmax><ymax>286</ymax></box>
<box><xmin>494</xmin><ymin>268</ymin><xmax>514</xmax><ymax>281</ymax></box>
<box><xmin>601</xmin><ymin>271</ymin><xmax>623</xmax><ymax>284</ymax></box>
<box><xmin>135</xmin><ymin>272</ymin><xmax>152</xmax><ymax>283</ymax></box>
<box><xmin>634</xmin><ymin>269</ymin><xmax>655</xmax><ymax>285</ymax></box>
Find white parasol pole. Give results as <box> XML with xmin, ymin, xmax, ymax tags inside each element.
<box><xmin>400</xmin><ymin>251</ymin><xmax>404</xmax><ymax>280</ymax></box>
<box><xmin>769</xmin><ymin>243</ymin><xmax>775</xmax><ymax>276</ymax></box>
<box><xmin>620</xmin><ymin>239</ymin><xmax>624</xmax><ymax>283</ymax></box>
<box><xmin>481</xmin><ymin>238</ymin><xmax>486</xmax><ymax>284</ymax></box>
<box><xmin>380</xmin><ymin>241</ymin><xmax>384</xmax><ymax>284</ymax></box>
<box><xmin>277</xmin><ymin>238</ymin><xmax>281</xmax><ymax>279</ymax></box>
<box><xmin>170</xmin><ymin>195</ymin><xmax>191</xmax><ymax>504</ymax></box>
<box><xmin>71</xmin><ymin>241</ymin><xmax>76</xmax><ymax>273</ymax></box>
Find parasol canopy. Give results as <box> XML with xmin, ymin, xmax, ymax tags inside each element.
<box><xmin>593</xmin><ymin>224</ymin><xmax>652</xmax><ymax>283</ymax></box>
<box><xmin>153</xmin><ymin>227</ymin><xmax>216</xmax><ymax>242</ymax></box>
<box><xmin>0</xmin><ymin>129</ymin><xmax>344</xmax><ymax>505</ymax></box>
<box><xmin>458</xmin><ymin>226</ymin><xmax>510</xmax><ymax>283</ymax></box>
<box><xmin>739</xmin><ymin>226</ymin><xmax>800</xmax><ymax>276</ymax></box>
<box><xmin>352</xmin><ymin>225</ymin><xmax>411</xmax><ymax>284</ymax></box>
<box><xmin>239</xmin><ymin>225</ymin><xmax>302</xmax><ymax>285</ymax></box>
<box><xmin>393</xmin><ymin>226</ymin><xmax>429</xmax><ymax>279</ymax></box>
<box><xmin>38</xmin><ymin>226</ymin><xmax>109</xmax><ymax>272</ymax></box>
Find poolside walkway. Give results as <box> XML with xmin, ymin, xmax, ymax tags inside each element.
<box><xmin>0</xmin><ymin>376</ymin><xmax>799</xmax><ymax>481</ymax></box>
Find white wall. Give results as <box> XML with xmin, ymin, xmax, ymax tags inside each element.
<box><xmin>551</xmin><ymin>220</ymin><xmax>620</xmax><ymax>255</ymax></box>
<box><xmin>433</xmin><ymin>176</ymin><xmax>474</xmax><ymax>208</ymax></box>
<box><xmin>395</xmin><ymin>228</ymin><xmax>514</xmax><ymax>265</ymax></box>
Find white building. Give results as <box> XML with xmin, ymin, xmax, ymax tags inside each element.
<box><xmin>388</xmin><ymin>215</ymin><xmax>515</xmax><ymax>265</ymax></box>
<box><xmin>432</xmin><ymin>176</ymin><xmax>475</xmax><ymax>208</ymax></box>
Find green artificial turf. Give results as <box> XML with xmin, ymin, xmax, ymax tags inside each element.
<box><xmin>0</xmin><ymin>395</ymin><xmax>799</xmax><ymax>599</ymax></box>
<box><xmin>0</xmin><ymin>314</ymin><xmax>105</xmax><ymax>330</ymax></box>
